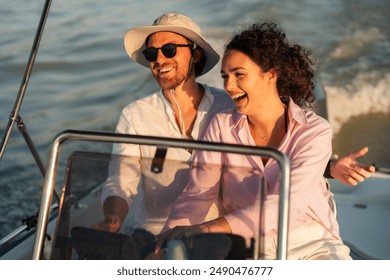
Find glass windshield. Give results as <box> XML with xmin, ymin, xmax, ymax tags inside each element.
<box><xmin>48</xmin><ymin>148</ymin><xmax>266</xmax><ymax>260</ymax></box>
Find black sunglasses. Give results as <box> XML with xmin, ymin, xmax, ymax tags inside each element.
<box><xmin>142</xmin><ymin>43</ymin><xmax>195</xmax><ymax>62</ymax></box>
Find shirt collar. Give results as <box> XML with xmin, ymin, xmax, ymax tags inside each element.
<box><xmin>157</xmin><ymin>89</ymin><xmax>172</xmax><ymax>111</ymax></box>
<box><xmin>287</xmin><ymin>97</ymin><xmax>309</xmax><ymax>126</ymax></box>
<box><xmin>157</xmin><ymin>84</ymin><xmax>214</xmax><ymax>111</ymax></box>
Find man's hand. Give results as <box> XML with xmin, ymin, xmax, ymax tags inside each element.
<box><xmin>91</xmin><ymin>214</ymin><xmax>122</xmax><ymax>232</ymax></box>
<box><xmin>331</xmin><ymin>147</ymin><xmax>375</xmax><ymax>186</ymax></box>
<box><xmin>91</xmin><ymin>196</ymin><xmax>129</xmax><ymax>232</ymax></box>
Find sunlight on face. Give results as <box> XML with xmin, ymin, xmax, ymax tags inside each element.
<box><xmin>221</xmin><ymin>50</ymin><xmax>271</xmax><ymax>115</ymax></box>
<box><xmin>147</xmin><ymin>32</ymin><xmax>193</xmax><ymax>90</ymax></box>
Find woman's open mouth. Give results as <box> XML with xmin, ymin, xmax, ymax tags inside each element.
<box><xmin>231</xmin><ymin>92</ymin><xmax>247</xmax><ymax>102</ymax></box>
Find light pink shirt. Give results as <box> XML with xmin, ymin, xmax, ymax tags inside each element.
<box><xmin>164</xmin><ymin>99</ymin><xmax>340</xmax><ymax>241</ymax></box>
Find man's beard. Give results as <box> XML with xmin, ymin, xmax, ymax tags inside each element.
<box><xmin>154</xmin><ymin>62</ymin><xmax>189</xmax><ymax>90</ymax></box>
<box><xmin>157</xmin><ymin>76</ymin><xmax>185</xmax><ymax>90</ymax></box>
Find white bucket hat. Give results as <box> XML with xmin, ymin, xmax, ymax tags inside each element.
<box><xmin>124</xmin><ymin>13</ymin><xmax>219</xmax><ymax>76</ymax></box>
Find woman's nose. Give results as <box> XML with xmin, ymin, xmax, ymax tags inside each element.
<box><xmin>224</xmin><ymin>76</ymin><xmax>236</xmax><ymax>91</ymax></box>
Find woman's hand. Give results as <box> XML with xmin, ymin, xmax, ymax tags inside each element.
<box><xmin>331</xmin><ymin>147</ymin><xmax>375</xmax><ymax>186</ymax></box>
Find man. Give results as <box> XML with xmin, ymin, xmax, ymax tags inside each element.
<box><xmin>93</xmin><ymin>13</ymin><xmax>374</xmax><ymax>257</ymax></box>
<box><xmin>93</xmin><ymin>14</ymin><xmax>233</xmax><ymax>257</ymax></box>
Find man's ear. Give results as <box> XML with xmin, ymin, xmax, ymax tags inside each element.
<box><xmin>193</xmin><ymin>48</ymin><xmax>203</xmax><ymax>63</ymax></box>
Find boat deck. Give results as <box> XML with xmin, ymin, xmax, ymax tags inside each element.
<box><xmin>332</xmin><ymin>172</ymin><xmax>390</xmax><ymax>260</ymax></box>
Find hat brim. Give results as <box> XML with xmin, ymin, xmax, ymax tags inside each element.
<box><xmin>124</xmin><ymin>25</ymin><xmax>219</xmax><ymax>76</ymax></box>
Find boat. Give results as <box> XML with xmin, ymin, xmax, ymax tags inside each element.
<box><xmin>1</xmin><ymin>0</ymin><xmax>389</xmax><ymax>261</ymax></box>
<box><xmin>0</xmin><ymin>130</ymin><xmax>291</xmax><ymax>260</ymax></box>
<box><xmin>1</xmin><ymin>131</ymin><xmax>389</xmax><ymax>261</ymax></box>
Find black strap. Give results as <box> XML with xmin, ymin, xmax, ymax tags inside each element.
<box><xmin>151</xmin><ymin>147</ymin><xmax>167</xmax><ymax>173</ymax></box>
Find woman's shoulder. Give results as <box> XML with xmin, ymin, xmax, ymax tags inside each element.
<box><xmin>288</xmin><ymin>99</ymin><xmax>331</xmax><ymax>134</ymax></box>
<box><xmin>305</xmin><ymin>110</ymin><xmax>332</xmax><ymax>131</ymax></box>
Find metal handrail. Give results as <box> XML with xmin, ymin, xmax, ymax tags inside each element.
<box><xmin>32</xmin><ymin>129</ymin><xmax>291</xmax><ymax>260</ymax></box>
<box><xmin>0</xmin><ymin>0</ymin><xmax>52</xmax><ymax>160</ymax></box>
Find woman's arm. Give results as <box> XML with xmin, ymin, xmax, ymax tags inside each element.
<box><xmin>162</xmin><ymin>116</ymin><xmax>225</xmax><ymax>231</ymax></box>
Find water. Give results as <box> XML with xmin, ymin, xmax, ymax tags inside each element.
<box><xmin>0</xmin><ymin>0</ymin><xmax>389</xmax><ymax>238</ymax></box>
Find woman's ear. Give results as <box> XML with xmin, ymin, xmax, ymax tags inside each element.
<box><xmin>268</xmin><ymin>68</ymin><xmax>278</xmax><ymax>81</ymax></box>
<box><xmin>266</xmin><ymin>68</ymin><xmax>278</xmax><ymax>85</ymax></box>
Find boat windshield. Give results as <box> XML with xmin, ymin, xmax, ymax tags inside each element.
<box><xmin>48</xmin><ymin>148</ymin><xmax>266</xmax><ymax>260</ymax></box>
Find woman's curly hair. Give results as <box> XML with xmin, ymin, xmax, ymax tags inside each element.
<box><xmin>224</xmin><ymin>21</ymin><xmax>316</xmax><ymax>108</ymax></box>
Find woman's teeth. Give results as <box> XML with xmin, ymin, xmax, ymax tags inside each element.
<box><xmin>231</xmin><ymin>93</ymin><xmax>247</xmax><ymax>102</ymax></box>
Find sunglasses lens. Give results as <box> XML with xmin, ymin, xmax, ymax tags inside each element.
<box><xmin>161</xmin><ymin>44</ymin><xmax>176</xmax><ymax>58</ymax></box>
<box><xmin>143</xmin><ymin>48</ymin><xmax>158</xmax><ymax>62</ymax></box>
<box><xmin>143</xmin><ymin>44</ymin><xmax>178</xmax><ymax>62</ymax></box>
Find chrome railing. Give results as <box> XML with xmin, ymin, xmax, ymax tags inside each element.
<box><xmin>32</xmin><ymin>129</ymin><xmax>290</xmax><ymax>260</ymax></box>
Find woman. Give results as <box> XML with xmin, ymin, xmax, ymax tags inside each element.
<box><xmin>158</xmin><ymin>21</ymin><xmax>352</xmax><ymax>260</ymax></box>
